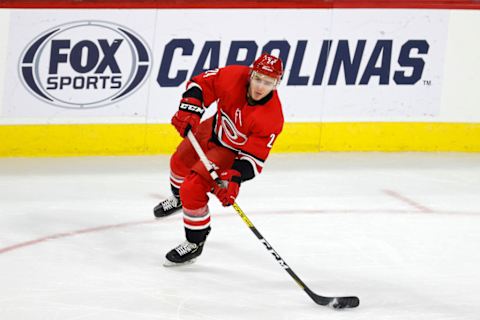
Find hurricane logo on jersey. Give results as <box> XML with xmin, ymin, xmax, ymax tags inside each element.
<box><xmin>19</xmin><ymin>21</ymin><xmax>151</xmax><ymax>109</ymax></box>
<box><xmin>218</xmin><ymin>110</ymin><xmax>247</xmax><ymax>147</ymax></box>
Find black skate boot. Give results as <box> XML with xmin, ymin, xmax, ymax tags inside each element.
<box><xmin>163</xmin><ymin>240</ymin><xmax>205</xmax><ymax>267</ymax></box>
<box><xmin>153</xmin><ymin>195</ymin><xmax>182</xmax><ymax>218</ymax></box>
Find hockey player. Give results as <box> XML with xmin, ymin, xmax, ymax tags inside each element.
<box><xmin>154</xmin><ymin>53</ymin><xmax>284</xmax><ymax>266</ymax></box>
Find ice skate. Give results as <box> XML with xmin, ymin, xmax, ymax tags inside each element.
<box><xmin>153</xmin><ymin>195</ymin><xmax>182</xmax><ymax>217</ymax></box>
<box><xmin>163</xmin><ymin>240</ymin><xmax>205</xmax><ymax>267</ymax></box>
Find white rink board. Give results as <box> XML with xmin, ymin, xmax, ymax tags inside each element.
<box><xmin>440</xmin><ymin>10</ymin><xmax>480</xmax><ymax>122</ymax></box>
<box><xmin>1</xmin><ymin>9</ymin><xmax>479</xmax><ymax>124</ymax></box>
<box><xmin>0</xmin><ymin>10</ymin><xmax>10</xmax><ymax>116</ymax></box>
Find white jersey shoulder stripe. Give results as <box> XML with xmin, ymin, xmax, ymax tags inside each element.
<box><xmin>187</xmin><ymin>81</ymin><xmax>202</xmax><ymax>91</ymax></box>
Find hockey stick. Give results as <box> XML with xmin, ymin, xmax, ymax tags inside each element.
<box><xmin>187</xmin><ymin>131</ymin><xmax>360</xmax><ymax>309</ymax></box>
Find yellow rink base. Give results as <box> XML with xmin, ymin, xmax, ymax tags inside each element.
<box><xmin>1</xmin><ymin>122</ymin><xmax>480</xmax><ymax>157</ymax></box>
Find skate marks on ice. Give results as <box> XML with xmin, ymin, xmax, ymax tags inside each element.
<box><xmin>1</xmin><ymin>154</ymin><xmax>480</xmax><ymax>319</ymax></box>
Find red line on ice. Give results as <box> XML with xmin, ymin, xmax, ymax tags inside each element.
<box><xmin>2</xmin><ymin>206</ymin><xmax>476</xmax><ymax>255</ymax></box>
<box><xmin>0</xmin><ymin>219</ymin><xmax>158</xmax><ymax>255</ymax></box>
<box><xmin>383</xmin><ymin>189</ymin><xmax>434</xmax><ymax>213</ymax></box>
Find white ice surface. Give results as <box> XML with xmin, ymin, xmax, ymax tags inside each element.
<box><xmin>1</xmin><ymin>153</ymin><xmax>480</xmax><ymax>320</ymax></box>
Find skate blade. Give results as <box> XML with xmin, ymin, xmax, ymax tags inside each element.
<box><xmin>163</xmin><ymin>258</ymin><xmax>196</xmax><ymax>267</ymax></box>
<box><xmin>154</xmin><ymin>208</ymin><xmax>181</xmax><ymax>218</ymax></box>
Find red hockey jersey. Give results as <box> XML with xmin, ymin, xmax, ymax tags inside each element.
<box><xmin>189</xmin><ymin>65</ymin><xmax>284</xmax><ymax>178</ymax></box>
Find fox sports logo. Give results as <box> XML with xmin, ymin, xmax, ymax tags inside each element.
<box><xmin>19</xmin><ymin>21</ymin><xmax>151</xmax><ymax>109</ymax></box>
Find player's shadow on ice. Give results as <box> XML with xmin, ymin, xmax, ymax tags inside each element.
<box><xmin>147</xmin><ymin>193</ymin><xmax>168</xmax><ymax>200</ymax></box>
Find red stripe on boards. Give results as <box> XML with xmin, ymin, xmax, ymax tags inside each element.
<box><xmin>1</xmin><ymin>0</ymin><xmax>480</xmax><ymax>9</ymax></box>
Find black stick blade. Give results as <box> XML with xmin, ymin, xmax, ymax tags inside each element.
<box><xmin>329</xmin><ymin>296</ymin><xmax>360</xmax><ymax>309</ymax></box>
<box><xmin>308</xmin><ymin>290</ymin><xmax>360</xmax><ymax>309</ymax></box>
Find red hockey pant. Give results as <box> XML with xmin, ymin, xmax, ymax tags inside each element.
<box><xmin>170</xmin><ymin>117</ymin><xmax>236</xmax><ymax>241</ymax></box>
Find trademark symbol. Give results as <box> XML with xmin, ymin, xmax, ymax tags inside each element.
<box><xmin>423</xmin><ymin>80</ymin><xmax>431</xmax><ymax>86</ymax></box>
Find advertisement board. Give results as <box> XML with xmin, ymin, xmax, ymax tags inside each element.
<box><xmin>0</xmin><ymin>7</ymin><xmax>479</xmax><ymax>155</ymax></box>
<box><xmin>2</xmin><ymin>10</ymin><xmax>156</xmax><ymax>122</ymax></box>
<box><xmin>2</xmin><ymin>9</ymin><xmax>448</xmax><ymax>123</ymax></box>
